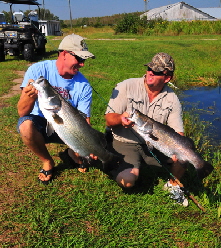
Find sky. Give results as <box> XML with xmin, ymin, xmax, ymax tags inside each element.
<box><xmin>0</xmin><ymin>0</ymin><xmax>220</xmax><ymax>20</ymax></box>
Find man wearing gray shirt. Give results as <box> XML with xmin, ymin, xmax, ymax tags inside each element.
<box><xmin>105</xmin><ymin>52</ymin><xmax>188</xmax><ymax>207</ymax></box>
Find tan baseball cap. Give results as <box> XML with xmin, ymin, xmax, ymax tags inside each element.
<box><xmin>58</xmin><ymin>33</ymin><xmax>95</xmax><ymax>59</ymax></box>
<box><xmin>145</xmin><ymin>52</ymin><xmax>175</xmax><ymax>72</ymax></box>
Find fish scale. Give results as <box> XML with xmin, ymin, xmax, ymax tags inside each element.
<box><xmin>32</xmin><ymin>77</ymin><xmax>116</xmax><ymax>165</ymax></box>
<box><xmin>129</xmin><ymin>109</ymin><xmax>214</xmax><ymax>179</ymax></box>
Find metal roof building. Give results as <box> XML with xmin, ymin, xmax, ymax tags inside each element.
<box><xmin>140</xmin><ymin>2</ymin><xmax>217</xmax><ymax>21</ymax></box>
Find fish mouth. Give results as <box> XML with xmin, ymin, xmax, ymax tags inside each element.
<box><xmin>44</xmin><ymin>105</ymin><xmax>61</xmax><ymax>112</ymax></box>
<box><xmin>127</xmin><ymin>108</ymin><xmax>137</xmax><ymax>122</ymax></box>
<box><xmin>196</xmin><ymin>162</ymin><xmax>214</xmax><ymax>179</ymax></box>
<box><xmin>129</xmin><ymin>108</ymin><xmax>136</xmax><ymax>117</ymax></box>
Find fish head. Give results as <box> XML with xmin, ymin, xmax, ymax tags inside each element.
<box><xmin>128</xmin><ymin>109</ymin><xmax>146</xmax><ymax>127</ymax></box>
<box><xmin>31</xmin><ymin>76</ymin><xmax>47</xmax><ymax>93</ymax></box>
<box><xmin>32</xmin><ymin>76</ymin><xmax>61</xmax><ymax>112</ymax></box>
<box><xmin>128</xmin><ymin>109</ymin><xmax>153</xmax><ymax>136</ymax></box>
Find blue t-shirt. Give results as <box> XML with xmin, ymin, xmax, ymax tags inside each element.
<box><xmin>21</xmin><ymin>60</ymin><xmax>92</xmax><ymax>117</ymax></box>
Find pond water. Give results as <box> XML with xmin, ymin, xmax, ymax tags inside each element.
<box><xmin>179</xmin><ymin>86</ymin><xmax>221</xmax><ymax>142</ymax></box>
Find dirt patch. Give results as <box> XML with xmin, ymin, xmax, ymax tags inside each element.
<box><xmin>93</xmin><ymin>38</ymin><xmax>136</xmax><ymax>40</ymax></box>
<box><xmin>0</xmin><ymin>71</ymin><xmax>25</xmax><ymax>100</ymax></box>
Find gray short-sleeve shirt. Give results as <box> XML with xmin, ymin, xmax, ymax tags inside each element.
<box><xmin>105</xmin><ymin>78</ymin><xmax>184</xmax><ymax>143</ymax></box>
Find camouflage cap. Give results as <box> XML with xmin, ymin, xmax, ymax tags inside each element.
<box><xmin>145</xmin><ymin>52</ymin><xmax>175</xmax><ymax>72</ymax></box>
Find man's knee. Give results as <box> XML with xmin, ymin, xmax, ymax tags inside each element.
<box><xmin>19</xmin><ymin>120</ymin><xmax>43</xmax><ymax>144</ymax></box>
<box><xmin>116</xmin><ymin>168</ymin><xmax>139</xmax><ymax>188</ymax></box>
<box><xmin>19</xmin><ymin>119</ymin><xmax>34</xmax><ymax>134</ymax></box>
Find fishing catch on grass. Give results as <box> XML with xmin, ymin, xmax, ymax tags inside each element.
<box><xmin>128</xmin><ymin>109</ymin><xmax>214</xmax><ymax>179</ymax></box>
<box><xmin>31</xmin><ymin>76</ymin><xmax>118</xmax><ymax>170</ymax></box>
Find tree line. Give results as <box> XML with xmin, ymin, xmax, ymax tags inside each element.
<box><xmin>0</xmin><ymin>8</ymin><xmax>143</xmax><ymax>30</ymax></box>
<box><xmin>63</xmin><ymin>12</ymin><xmax>143</xmax><ymax>28</ymax></box>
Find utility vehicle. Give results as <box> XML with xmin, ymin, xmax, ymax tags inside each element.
<box><xmin>0</xmin><ymin>0</ymin><xmax>47</xmax><ymax>61</ymax></box>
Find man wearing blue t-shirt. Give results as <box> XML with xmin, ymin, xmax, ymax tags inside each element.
<box><xmin>17</xmin><ymin>33</ymin><xmax>95</xmax><ymax>184</ymax></box>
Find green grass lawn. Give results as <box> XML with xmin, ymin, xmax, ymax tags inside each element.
<box><xmin>0</xmin><ymin>31</ymin><xmax>220</xmax><ymax>247</ymax></box>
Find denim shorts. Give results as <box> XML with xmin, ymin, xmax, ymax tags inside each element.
<box><xmin>17</xmin><ymin>114</ymin><xmax>64</xmax><ymax>144</ymax></box>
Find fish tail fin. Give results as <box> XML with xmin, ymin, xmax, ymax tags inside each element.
<box><xmin>196</xmin><ymin>161</ymin><xmax>214</xmax><ymax>180</ymax></box>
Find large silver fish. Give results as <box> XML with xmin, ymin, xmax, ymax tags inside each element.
<box><xmin>32</xmin><ymin>77</ymin><xmax>118</xmax><ymax>170</ymax></box>
<box><xmin>128</xmin><ymin>109</ymin><xmax>214</xmax><ymax>179</ymax></box>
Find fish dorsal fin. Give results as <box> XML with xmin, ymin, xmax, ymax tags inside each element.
<box><xmin>78</xmin><ymin>110</ymin><xmax>87</xmax><ymax>119</ymax></box>
<box><xmin>46</xmin><ymin>122</ymin><xmax>55</xmax><ymax>137</ymax></box>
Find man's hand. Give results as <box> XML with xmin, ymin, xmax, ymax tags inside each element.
<box><xmin>89</xmin><ymin>154</ymin><xmax>98</xmax><ymax>160</ymax></box>
<box><xmin>23</xmin><ymin>79</ymin><xmax>38</xmax><ymax>99</ymax></box>
<box><xmin>171</xmin><ymin>155</ymin><xmax>178</xmax><ymax>162</ymax></box>
<box><xmin>17</xmin><ymin>79</ymin><xmax>39</xmax><ymax>117</ymax></box>
<box><xmin>121</xmin><ymin>112</ymin><xmax>134</xmax><ymax>128</ymax></box>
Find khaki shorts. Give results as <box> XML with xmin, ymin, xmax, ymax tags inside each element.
<box><xmin>108</xmin><ymin>139</ymin><xmax>170</xmax><ymax>174</ymax></box>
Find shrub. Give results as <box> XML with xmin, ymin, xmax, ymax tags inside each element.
<box><xmin>114</xmin><ymin>15</ymin><xmax>221</xmax><ymax>36</ymax></box>
<box><xmin>114</xmin><ymin>13</ymin><xmax>141</xmax><ymax>34</ymax></box>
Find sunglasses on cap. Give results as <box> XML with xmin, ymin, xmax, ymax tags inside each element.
<box><xmin>147</xmin><ymin>66</ymin><xmax>167</xmax><ymax>76</ymax></box>
<box><xmin>67</xmin><ymin>51</ymin><xmax>86</xmax><ymax>63</ymax></box>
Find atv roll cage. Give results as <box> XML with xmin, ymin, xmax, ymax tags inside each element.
<box><xmin>2</xmin><ymin>0</ymin><xmax>41</xmax><ymax>23</ymax></box>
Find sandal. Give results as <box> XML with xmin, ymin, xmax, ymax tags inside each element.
<box><xmin>39</xmin><ymin>168</ymin><xmax>53</xmax><ymax>185</ymax></box>
<box><xmin>77</xmin><ymin>161</ymin><xmax>88</xmax><ymax>173</ymax></box>
<box><xmin>59</xmin><ymin>148</ymin><xmax>88</xmax><ymax>172</ymax></box>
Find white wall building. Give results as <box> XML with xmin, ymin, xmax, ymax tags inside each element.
<box><xmin>140</xmin><ymin>2</ymin><xmax>216</xmax><ymax>21</ymax></box>
<box><xmin>38</xmin><ymin>20</ymin><xmax>62</xmax><ymax>36</ymax></box>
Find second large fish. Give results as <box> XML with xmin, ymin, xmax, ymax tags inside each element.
<box><xmin>32</xmin><ymin>77</ymin><xmax>118</xmax><ymax>169</ymax></box>
<box><xmin>128</xmin><ymin>109</ymin><xmax>214</xmax><ymax>179</ymax></box>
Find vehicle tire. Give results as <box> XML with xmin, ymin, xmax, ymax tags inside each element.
<box><xmin>0</xmin><ymin>43</ymin><xmax>5</xmax><ymax>61</ymax></box>
<box><xmin>23</xmin><ymin>43</ymin><xmax>34</xmax><ymax>61</ymax></box>
<box><xmin>36</xmin><ymin>44</ymin><xmax>46</xmax><ymax>55</ymax></box>
<box><xmin>37</xmin><ymin>36</ymin><xmax>46</xmax><ymax>55</ymax></box>
<box><xmin>14</xmin><ymin>49</ymin><xmax>20</xmax><ymax>56</ymax></box>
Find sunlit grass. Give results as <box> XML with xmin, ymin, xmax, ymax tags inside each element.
<box><xmin>0</xmin><ymin>30</ymin><xmax>220</xmax><ymax>247</ymax></box>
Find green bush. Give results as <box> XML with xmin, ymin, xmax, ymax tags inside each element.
<box><xmin>115</xmin><ymin>16</ymin><xmax>221</xmax><ymax>36</ymax></box>
<box><xmin>114</xmin><ymin>13</ymin><xmax>142</xmax><ymax>34</ymax></box>
<box><xmin>167</xmin><ymin>21</ymin><xmax>184</xmax><ymax>35</ymax></box>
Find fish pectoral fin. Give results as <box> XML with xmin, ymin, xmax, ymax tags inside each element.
<box><xmin>52</xmin><ymin>113</ymin><xmax>64</xmax><ymax>124</ymax></box>
<box><xmin>146</xmin><ymin>141</ymin><xmax>153</xmax><ymax>150</ymax></box>
<box><xmin>149</xmin><ymin>133</ymin><xmax>158</xmax><ymax>141</ymax></box>
<box><xmin>46</xmin><ymin>122</ymin><xmax>55</xmax><ymax>136</ymax></box>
